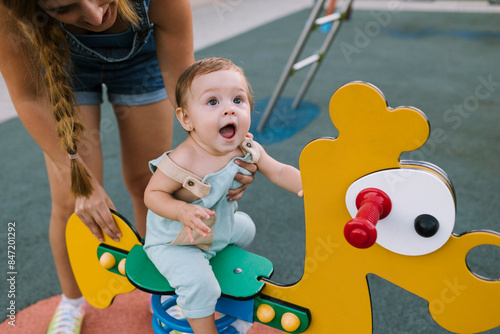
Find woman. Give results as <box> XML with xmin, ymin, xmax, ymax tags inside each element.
<box><xmin>0</xmin><ymin>1</ymin><xmax>255</xmax><ymax>333</ymax></box>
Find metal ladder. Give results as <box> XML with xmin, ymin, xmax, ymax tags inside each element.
<box><xmin>257</xmin><ymin>0</ymin><xmax>354</xmax><ymax>132</ymax></box>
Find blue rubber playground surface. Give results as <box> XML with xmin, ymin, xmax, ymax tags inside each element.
<box><xmin>1</xmin><ymin>1</ymin><xmax>500</xmax><ymax>333</ymax></box>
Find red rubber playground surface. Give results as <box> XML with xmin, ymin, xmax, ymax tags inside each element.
<box><xmin>0</xmin><ymin>290</ymin><xmax>281</xmax><ymax>334</ymax></box>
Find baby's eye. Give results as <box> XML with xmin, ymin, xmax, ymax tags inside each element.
<box><xmin>233</xmin><ymin>97</ymin><xmax>242</xmax><ymax>104</ymax></box>
<box><xmin>208</xmin><ymin>99</ymin><xmax>219</xmax><ymax>106</ymax></box>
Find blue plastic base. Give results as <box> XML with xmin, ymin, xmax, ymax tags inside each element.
<box><xmin>320</xmin><ymin>22</ymin><xmax>333</xmax><ymax>33</ymax></box>
<box><xmin>250</xmin><ymin>98</ymin><xmax>320</xmax><ymax>145</ymax></box>
<box><xmin>150</xmin><ymin>295</ymin><xmax>239</xmax><ymax>334</ymax></box>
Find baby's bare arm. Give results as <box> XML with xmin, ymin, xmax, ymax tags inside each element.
<box><xmin>254</xmin><ymin>143</ymin><xmax>303</xmax><ymax>195</ymax></box>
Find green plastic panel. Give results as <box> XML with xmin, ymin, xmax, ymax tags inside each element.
<box><xmin>211</xmin><ymin>245</ymin><xmax>274</xmax><ymax>299</ymax></box>
<box><xmin>126</xmin><ymin>245</ymin><xmax>175</xmax><ymax>294</ymax></box>
<box><xmin>254</xmin><ymin>295</ymin><xmax>311</xmax><ymax>333</ymax></box>
<box><xmin>126</xmin><ymin>244</ymin><xmax>273</xmax><ymax>299</ymax></box>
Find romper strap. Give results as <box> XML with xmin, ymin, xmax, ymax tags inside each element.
<box><xmin>155</xmin><ymin>155</ymin><xmax>211</xmax><ymax>199</ymax></box>
<box><xmin>239</xmin><ymin>138</ymin><xmax>260</xmax><ymax>163</ymax></box>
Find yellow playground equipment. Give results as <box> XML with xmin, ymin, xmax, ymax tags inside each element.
<box><xmin>67</xmin><ymin>81</ymin><xmax>500</xmax><ymax>333</ymax></box>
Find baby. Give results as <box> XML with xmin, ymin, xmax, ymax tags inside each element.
<box><xmin>144</xmin><ymin>57</ymin><xmax>302</xmax><ymax>334</ymax></box>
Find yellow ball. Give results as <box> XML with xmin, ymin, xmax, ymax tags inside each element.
<box><xmin>118</xmin><ymin>258</ymin><xmax>126</xmax><ymax>275</ymax></box>
<box><xmin>256</xmin><ymin>304</ymin><xmax>275</xmax><ymax>323</ymax></box>
<box><xmin>281</xmin><ymin>312</ymin><xmax>300</xmax><ymax>332</ymax></box>
<box><xmin>99</xmin><ymin>252</ymin><xmax>116</xmax><ymax>269</ymax></box>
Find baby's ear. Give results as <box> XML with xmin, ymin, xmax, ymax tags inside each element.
<box><xmin>175</xmin><ymin>107</ymin><xmax>193</xmax><ymax>132</ymax></box>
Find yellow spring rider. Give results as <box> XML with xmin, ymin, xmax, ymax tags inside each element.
<box><xmin>66</xmin><ymin>82</ymin><xmax>500</xmax><ymax>333</ymax></box>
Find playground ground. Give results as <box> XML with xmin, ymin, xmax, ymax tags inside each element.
<box><xmin>1</xmin><ymin>0</ymin><xmax>500</xmax><ymax>333</ymax></box>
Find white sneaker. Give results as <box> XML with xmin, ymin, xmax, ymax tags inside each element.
<box><xmin>46</xmin><ymin>298</ymin><xmax>85</xmax><ymax>334</ymax></box>
<box><xmin>218</xmin><ymin>313</ymin><xmax>252</xmax><ymax>334</ymax></box>
<box><xmin>230</xmin><ymin>319</ymin><xmax>252</xmax><ymax>334</ymax></box>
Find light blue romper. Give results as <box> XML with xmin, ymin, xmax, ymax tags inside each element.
<box><xmin>144</xmin><ymin>139</ymin><xmax>259</xmax><ymax>319</ymax></box>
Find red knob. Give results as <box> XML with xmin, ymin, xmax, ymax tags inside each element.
<box><xmin>344</xmin><ymin>188</ymin><xmax>392</xmax><ymax>248</ymax></box>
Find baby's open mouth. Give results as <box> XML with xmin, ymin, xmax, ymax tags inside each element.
<box><xmin>219</xmin><ymin>123</ymin><xmax>236</xmax><ymax>139</ymax></box>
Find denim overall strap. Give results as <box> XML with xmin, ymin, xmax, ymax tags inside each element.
<box><xmin>61</xmin><ymin>0</ymin><xmax>154</xmax><ymax>62</ymax></box>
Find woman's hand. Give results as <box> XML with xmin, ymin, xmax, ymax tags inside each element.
<box><xmin>228</xmin><ymin>159</ymin><xmax>257</xmax><ymax>201</ymax></box>
<box><xmin>74</xmin><ymin>179</ymin><xmax>120</xmax><ymax>242</ymax></box>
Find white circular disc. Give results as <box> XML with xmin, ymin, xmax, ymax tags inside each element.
<box><xmin>345</xmin><ymin>168</ymin><xmax>455</xmax><ymax>256</ymax></box>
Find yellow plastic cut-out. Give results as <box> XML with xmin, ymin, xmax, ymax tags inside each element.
<box><xmin>66</xmin><ymin>211</ymin><xmax>141</xmax><ymax>308</ymax></box>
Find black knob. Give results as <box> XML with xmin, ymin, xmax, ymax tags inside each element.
<box><xmin>414</xmin><ymin>214</ymin><xmax>439</xmax><ymax>238</ymax></box>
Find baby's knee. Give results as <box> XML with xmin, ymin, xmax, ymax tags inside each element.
<box><xmin>202</xmin><ymin>278</ymin><xmax>221</xmax><ymax>303</ymax></box>
<box><xmin>193</xmin><ymin>272</ymin><xmax>221</xmax><ymax>300</ymax></box>
<box><xmin>180</xmin><ymin>274</ymin><xmax>221</xmax><ymax>319</ymax></box>
<box><xmin>232</xmin><ymin>211</ymin><xmax>256</xmax><ymax>248</ymax></box>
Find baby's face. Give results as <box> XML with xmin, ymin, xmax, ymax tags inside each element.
<box><xmin>185</xmin><ymin>69</ymin><xmax>252</xmax><ymax>156</ymax></box>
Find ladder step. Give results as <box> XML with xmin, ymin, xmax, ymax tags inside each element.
<box><xmin>293</xmin><ymin>54</ymin><xmax>321</xmax><ymax>72</ymax></box>
<box><xmin>315</xmin><ymin>12</ymin><xmax>342</xmax><ymax>26</ymax></box>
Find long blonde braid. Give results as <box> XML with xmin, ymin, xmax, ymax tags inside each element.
<box><xmin>3</xmin><ymin>0</ymin><xmax>140</xmax><ymax>197</ymax></box>
<box><xmin>36</xmin><ymin>21</ymin><xmax>94</xmax><ymax>197</ymax></box>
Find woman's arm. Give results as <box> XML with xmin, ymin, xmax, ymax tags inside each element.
<box><xmin>0</xmin><ymin>8</ymin><xmax>68</xmax><ymax>170</ymax></box>
<box><xmin>254</xmin><ymin>142</ymin><xmax>303</xmax><ymax>195</ymax></box>
<box><xmin>144</xmin><ymin>169</ymin><xmax>213</xmax><ymax>243</ymax></box>
<box><xmin>0</xmin><ymin>7</ymin><xmax>120</xmax><ymax>241</ymax></box>
<box><xmin>149</xmin><ymin>0</ymin><xmax>195</xmax><ymax>105</ymax></box>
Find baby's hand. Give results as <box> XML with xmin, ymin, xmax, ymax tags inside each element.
<box><xmin>298</xmin><ymin>190</ymin><xmax>304</xmax><ymax>198</ymax></box>
<box><xmin>178</xmin><ymin>203</ymin><xmax>215</xmax><ymax>244</ymax></box>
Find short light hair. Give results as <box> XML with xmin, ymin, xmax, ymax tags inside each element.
<box><xmin>175</xmin><ymin>57</ymin><xmax>254</xmax><ymax>110</ymax></box>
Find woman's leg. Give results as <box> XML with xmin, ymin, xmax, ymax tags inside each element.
<box><xmin>45</xmin><ymin>104</ymin><xmax>103</xmax><ymax>299</ymax></box>
<box><xmin>113</xmin><ymin>98</ymin><xmax>174</xmax><ymax>237</ymax></box>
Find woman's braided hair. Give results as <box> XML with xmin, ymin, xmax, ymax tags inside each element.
<box><xmin>2</xmin><ymin>0</ymin><xmax>139</xmax><ymax>197</ymax></box>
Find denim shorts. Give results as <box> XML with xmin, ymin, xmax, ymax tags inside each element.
<box><xmin>70</xmin><ymin>39</ymin><xmax>167</xmax><ymax>106</ymax></box>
